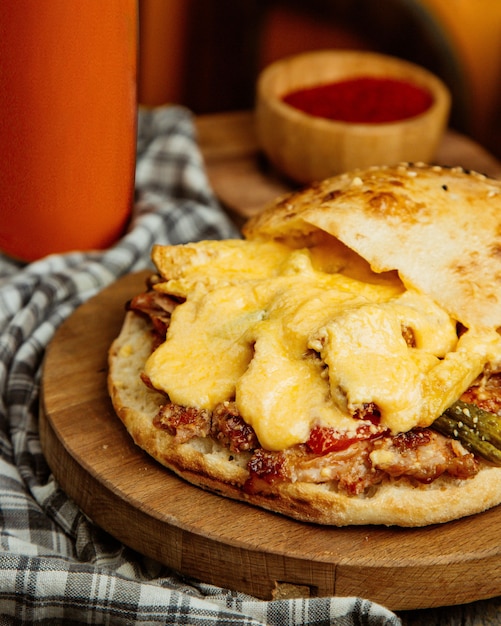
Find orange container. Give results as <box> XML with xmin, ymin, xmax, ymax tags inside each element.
<box><xmin>0</xmin><ymin>0</ymin><xmax>137</xmax><ymax>262</ymax></box>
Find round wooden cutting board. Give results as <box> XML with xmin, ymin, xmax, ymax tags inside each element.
<box><xmin>40</xmin><ymin>270</ymin><xmax>501</xmax><ymax>611</ymax></box>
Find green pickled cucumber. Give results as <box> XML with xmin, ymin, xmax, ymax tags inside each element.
<box><xmin>432</xmin><ymin>400</ymin><xmax>501</xmax><ymax>465</ymax></box>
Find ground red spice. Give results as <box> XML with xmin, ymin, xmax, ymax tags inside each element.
<box><xmin>282</xmin><ymin>76</ymin><xmax>434</xmax><ymax>123</ymax></box>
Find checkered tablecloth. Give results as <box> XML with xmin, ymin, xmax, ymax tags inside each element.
<box><xmin>0</xmin><ymin>104</ymin><xmax>416</xmax><ymax>625</ymax></box>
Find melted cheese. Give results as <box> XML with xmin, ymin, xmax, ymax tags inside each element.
<box><xmin>144</xmin><ymin>239</ymin><xmax>501</xmax><ymax>450</ymax></box>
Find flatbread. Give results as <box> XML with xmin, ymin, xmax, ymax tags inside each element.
<box><xmin>108</xmin><ymin>163</ymin><xmax>501</xmax><ymax>527</ymax></box>
<box><xmin>108</xmin><ymin>311</ymin><xmax>501</xmax><ymax>527</ymax></box>
<box><xmin>243</xmin><ymin>164</ymin><xmax>501</xmax><ymax>329</ymax></box>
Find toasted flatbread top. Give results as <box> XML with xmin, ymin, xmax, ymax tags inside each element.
<box><xmin>243</xmin><ymin>164</ymin><xmax>501</xmax><ymax>329</ymax></box>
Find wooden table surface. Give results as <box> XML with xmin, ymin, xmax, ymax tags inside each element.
<box><xmin>196</xmin><ymin>110</ymin><xmax>501</xmax><ymax>226</ymax></box>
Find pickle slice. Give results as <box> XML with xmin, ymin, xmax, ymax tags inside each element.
<box><xmin>432</xmin><ymin>400</ymin><xmax>501</xmax><ymax>465</ymax></box>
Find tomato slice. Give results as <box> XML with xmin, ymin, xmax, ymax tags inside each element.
<box><xmin>306</xmin><ymin>423</ymin><xmax>387</xmax><ymax>454</ymax></box>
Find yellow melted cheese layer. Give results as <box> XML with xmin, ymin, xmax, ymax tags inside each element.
<box><xmin>144</xmin><ymin>239</ymin><xmax>501</xmax><ymax>450</ymax></box>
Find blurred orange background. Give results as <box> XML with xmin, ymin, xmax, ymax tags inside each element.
<box><xmin>137</xmin><ymin>0</ymin><xmax>501</xmax><ymax>159</ymax></box>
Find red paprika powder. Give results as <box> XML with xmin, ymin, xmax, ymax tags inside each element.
<box><xmin>282</xmin><ymin>76</ymin><xmax>434</xmax><ymax>124</ymax></box>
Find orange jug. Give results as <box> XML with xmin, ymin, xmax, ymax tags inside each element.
<box><xmin>0</xmin><ymin>0</ymin><xmax>137</xmax><ymax>262</ymax></box>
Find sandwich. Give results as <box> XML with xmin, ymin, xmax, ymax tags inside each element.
<box><xmin>108</xmin><ymin>163</ymin><xmax>501</xmax><ymax>526</ymax></box>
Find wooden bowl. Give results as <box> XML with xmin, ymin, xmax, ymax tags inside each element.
<box><xmin>256</xmin><ymin>50</ymin><xmax>451</xmax><ymax>184</ymax></box>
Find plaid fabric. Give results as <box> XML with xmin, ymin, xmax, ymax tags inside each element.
<box><xmin>0</xmin><ymin>104</ymin><xmax>405</xmax><ymax>625</ymax></box>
